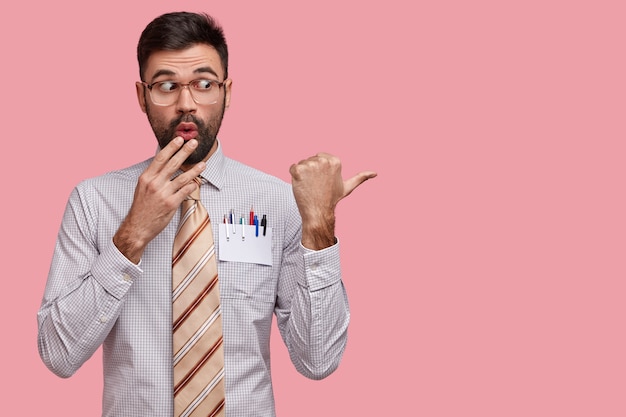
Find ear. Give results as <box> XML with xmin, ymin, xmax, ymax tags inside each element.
<box><xmin>136</xmin><ymin>82</ymin><xmax>147</xmax><ymax>113</ymax></box>
<box><xmin>224</xmin><ymin>79</ymin><xmax>233</xmax><ymax>110</ymax></box>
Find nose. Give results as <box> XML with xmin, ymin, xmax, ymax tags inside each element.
<box><xmin>175</xmin><ymin>85</ymin><xmax>197</xmax><ymax>114</ymax></box>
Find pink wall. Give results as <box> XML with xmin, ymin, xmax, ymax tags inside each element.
<box><xmin>3</xmin><ymin>0</ymin><xmax>625</xmax><ymax>415</ymax></box>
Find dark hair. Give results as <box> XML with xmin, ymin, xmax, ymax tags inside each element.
<box><xmin>137</xmin><ymin>11</ymin><xmax>229</xmax><ymax>81</ymax></box>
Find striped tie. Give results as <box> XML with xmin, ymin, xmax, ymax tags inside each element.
<box><xmin>172</xmin><ymin>177</ymin><xmax>225</xmax><ymax>417</ymax></box>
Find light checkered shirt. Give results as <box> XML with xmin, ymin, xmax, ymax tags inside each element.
<box><xmin>37</xmin><ymin>141</ymin><xmax>349</xmax><ymax>417</ymax></box>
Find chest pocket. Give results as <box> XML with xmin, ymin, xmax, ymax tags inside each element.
<box><xmin>217</xmin><ymin>260</ymin><xmax>276</xmax><ymax>303</ymax></box>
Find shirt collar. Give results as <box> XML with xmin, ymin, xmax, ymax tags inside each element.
<box><xmin>198</xmin><ymin>139</ymin><xmax>226</xmax><ymax>190</ymax></box>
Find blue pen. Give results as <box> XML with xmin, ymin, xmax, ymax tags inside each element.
<box><xmin>240</xmin><ymin>216</ymin><xmax>245</xmax><ymax>241</ymax></box>
<box><xmin>230</xmin><ymin>210</ymin><xmax>236</xmax><ymax>234</ymax></box>
<box><xmin>254</xmin><ymin>214</ymin><xmax>259</xmax><ymax>237</ymax></box>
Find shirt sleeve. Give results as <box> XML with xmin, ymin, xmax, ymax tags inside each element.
<box><xmin>37</xmin><ymin>185</ymin><xmax>141</xmax><ymax>378</ymax></box>
<box><xmin>274</xmin><ymin>206</ymin><xmax>350</xmax><ymax>380</ymax></box>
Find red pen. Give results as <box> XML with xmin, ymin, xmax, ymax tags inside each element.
<box><xmin>249</xmin><ymin>206</ymin><xmax>255</xmax><ymax>226</ymax></box>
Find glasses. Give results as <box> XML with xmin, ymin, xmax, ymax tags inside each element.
<box><xmin>142</xmin><ymin>79</ymin><xmax>226</xmax><ymax>106</ymax></box>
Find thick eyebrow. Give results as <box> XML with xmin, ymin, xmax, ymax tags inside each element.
<box><xmin>150</xmin><ymin>66</ymin><xmax>220</xmax><ymax>83</ymax></box>
<box><xmin>193</xmin><ymin>66</ymin><xmax>219</xmax><ymax>79</ymax></box>
<box><xmin>150</xmin><ymin>69</ymin><xmax>176</xmax><ymax>82</ymax></box>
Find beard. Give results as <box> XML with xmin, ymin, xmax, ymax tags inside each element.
<box><xmin>146</xmin><ymin>98</ymin><xmax>225</xmax><ymax>165</ymax></box>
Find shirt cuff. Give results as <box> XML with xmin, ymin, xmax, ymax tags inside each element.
<box><xmin>91</xmin><ymin>240</ymin><xmax>143</xmax><ymax>300</ymax></box>
<box><xmin>300</xmin><ymin>238</ymin><xmax>341</xmax><ymax>291</ymax></box>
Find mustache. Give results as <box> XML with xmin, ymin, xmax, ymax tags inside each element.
<box><xmin>170</xmin><ymin>114</ymin><xmax>203</xmax><ymax>128</ymax></box>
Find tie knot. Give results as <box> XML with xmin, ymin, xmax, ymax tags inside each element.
<box><xmin>187</xmin><ymin>177</ymin><xmax>202</xmax><ymax>202</ymax></box>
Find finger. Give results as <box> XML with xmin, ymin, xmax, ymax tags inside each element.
<box><xmin>289</xmin><ymin>163</ymin><xmax>300</xmax><ymax>180</ymax></box>
<box><xmin>149</xmin><ymin>137</ymin><xmax>185</xmax><ymax>173</ymax></box>
<box><xmin>170</xmin><ymin>161</ymin><xmax>206</xmax><ymax>195</ymax></box>
<box><xmin>173</xmin><ymin>179</ymin><xmax>201</xmax><ymax>201</ymax></box>
<box><xmin>289</xmin><ymin>153</ymin><xmax>338</xmax><ymax>179</ymax></box>
<box><xmin>342</xmin><ymin>170</ymin><xmax>378</xmax><ymax>198</ymax></box>
<box><xmin>162</xmin><ymin>139</ymin><xmax>199</xmax><ymax>175</ymax></box>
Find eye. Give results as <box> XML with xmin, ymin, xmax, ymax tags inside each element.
<box><xmin>192</xmin><ymin>79</ymin><xmax>215</xmax><ymax>90</ymax></box>
<box><xmin>156</xmin><ymin>81</ymin><xmax>179</xmax><ymax>92</ymax></box>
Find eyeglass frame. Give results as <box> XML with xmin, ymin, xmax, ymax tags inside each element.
<box><xmin>140</xmin><ymin>78</ymin><xmax>228</xmax><ymax>106</ymax></box>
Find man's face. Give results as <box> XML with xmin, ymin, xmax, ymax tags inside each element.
<box><xmin>136</xmin><ymin>44</ymin><xmax>232</xmax><ymax>166</ymax></box>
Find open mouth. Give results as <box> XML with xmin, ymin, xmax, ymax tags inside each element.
<box><xmin>176</xmin><ymin>123</ymin><xmax>198</xmax><ymax>140</ymax></box>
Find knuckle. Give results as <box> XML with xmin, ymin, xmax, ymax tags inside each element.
<box><xmin>138</xmin><ymin>173</ymin><xmax>160</xmax><ymax>193</ymax></box>
<box><xmin>165</xmin><ymin>198</ymin><xmax>180</xmax><ymax>211</ymax></box>
<box><xmin>290</xmin><ymin>164</ymin><xmax>302</xmax><ymax>179</ymax></box>
<box><xmin>145</xmin><ymin>180</ymin><xmax>160</xmax><ymax>194</ymax></box>
<box><xmin>154</xmin><ymin>152</ymin><xmax>168</xmax><ymax>164</ymax></box>
<box><xmin>137</xmin><ymin>173</ymin><xmax>150</xmax><ymax>187</ymax></box>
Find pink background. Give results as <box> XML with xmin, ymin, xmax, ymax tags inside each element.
<box><xmin>2</xmin><ymin>0</ymin><xmax>625</xmax><ymax>415</ymax></box>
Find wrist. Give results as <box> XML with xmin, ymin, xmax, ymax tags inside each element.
<box><xmin>301</xmin><ymin>213</ymin><xmax>336</xmax><ymax>250</ymax></box>
<box><xmin>113</xmin><ymin>221</ymin><xmax>148</xmax><ymax>264</ymax></box>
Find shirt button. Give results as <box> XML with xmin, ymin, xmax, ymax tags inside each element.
<box><xmin>99</xmin><ymin>316</ymin><xmax>108</xmax><ymax>323</ymax></box>
<box><xmin>310</xmin><ymin>263</ymin><xmax>318</xmax><ymax>271</ymax></box>
<box><xmin>123</xmin><ymin>273</ymin><xmax>132</xmax><ymax>282</ymax></box>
